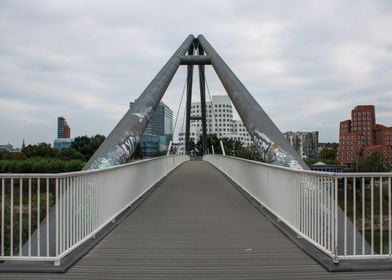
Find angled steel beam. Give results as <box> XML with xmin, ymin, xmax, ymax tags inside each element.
<box><xmin>197</xmin><ymin>35</ymin><xmax>308</xmax><ymax>169</ymax></box>
<box><xmin>180</xmin><ymin>55</ymin><xmax>212</xmax><ymax>65</ymax></box>
<box><xmin>84</xmin><ymin>35</ymin><xmax>195</xmax><ymax>169</ymax></box>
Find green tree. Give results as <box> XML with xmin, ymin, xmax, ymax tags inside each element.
<box><xmin>0</xmin><ymin>151</ymin><xmax>27</xmax><ymax>160</ymax></box>
<box><xmin>0</xmin><ymin>158</ymin><xmax>84</xmax><ymax>173</ymax></box>
<box><xmin>195</xmin><ymin>134</ymin><xmax>261</xmax><ymax>161</ymax></box>
<box><xmin>22</xmin><ymin>143</ymin><xmax>55</xmax><ymax>158</ymax></box>
<box><xmin>201</xmin><ymin>134</ymin><xmax>221</xmax><ymax>154</ymax></box>
<box><xmin>236</xmin><ymin>144</ymin><xmax>262</xmax><ymax>161</ymax></box>
<box><xmin>71</xmin><ymin>134</ymin><xmax>105</xmax><ymax>161</ymax></box>
<box><xmin>220</xmin><ymin>138</ymin><xmax>243</xmax><ymax>156</ymax></box>
<box><xmin>357</xmin><ymin>152</ymin><xmax>387</xmax><ymax>172</ymax></box>
<box><xmin>319</xmin><ymin>147</ymin><xmax>337</xmax><ymax>161</ymax></box>
<box><xmin>55</xmin><ymin>147</ymin><xmax>85</xmax><ymax>161</ymax></box>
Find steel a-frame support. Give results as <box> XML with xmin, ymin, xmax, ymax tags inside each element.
<box><xmin>184</xmin><ymin>42</ymin><xmax>208</xmax><ymax>155</ymax></box>
<box><xmin>85</xmin><ymin>34</ymin><xmax>307</xmax><ymax>170</ymax></box>
<box><xmin>84</xmin><ymin>35</ymin><xmax>195</xmax><ymax>169</ymax></box>
<box><xmin>197</xmin><ymin>35</ymin><xmax>308</xmax><ymax>169</ymax></box>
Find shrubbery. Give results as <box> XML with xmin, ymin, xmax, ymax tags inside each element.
<box><xmin>0</xmin><ymin>158</ymin><xmax>84</xmax><ymax>173</ymax></box>
<box><xmin>0</xmin><ymin>135</ymin><xmax>105</xmax><ymax>173</ymax></box>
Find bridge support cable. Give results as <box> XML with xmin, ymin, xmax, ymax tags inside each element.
<box><xmin>205</xmin><ymin>76</ymin><xmax>220</xmax><ymax>138</ymax></box>
<box><xmin>84</xmin><ymin>35</ymin><xmax>195</xmax><ymax>169</ymax></box>
<box><xmin>197</xmin><ymin>35</ymin><xmax>308</xmax><ymax>169</ymax></box>
<box><xmin>198</xmin><ymin>45</ymin><xmax>208</xmax><ymax>154</ymax></box>
<box><xmin>185</xmin><ymin>45</ymin><xmax>195</xmax><ymax>155</ymax></box>
<box><xmin>171</xmin><ymin>76</ymin><xmax>187</xmax><ymax>156</ymax></box>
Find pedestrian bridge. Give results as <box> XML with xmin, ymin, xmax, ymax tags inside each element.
<box><xmin>1</xmin><ymin>155</ymin><xmax>392</xmax><ymax>278</ymax></box>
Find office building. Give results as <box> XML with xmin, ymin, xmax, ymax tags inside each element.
<box><xmin>54</xmin><ymin>116</ymin><xmax>73</xmax><ymax>149</ymax></box>
<box><xmin>336</xmin><ymin>105</ymin><xmax>392</xmax><ymax>167</ymax></box>
<box><xmin>0</xmin><ymin>144</ymin><xmax>13</xmax><ymax>151</ymax></box>
<box><xmin>283</xmin><ymin>131</ymin><xmax>319</xmax><ymax>160</ymax></box>
<box><xmin>142</xmin><ymin>102</ymin><xmax>173</xmax><ymax>138</ymax></box>
<box><xmin>130</xmin><ymin>102</ymin><xmax>173</xmax><ymax>141</ymax></box>
<box><xmin>177</xmin><ymin>95</ymin><xmax>252</xmax><ymax>153</ymax></box>
<box><xmin>57</xmin><ymin>116</ymin><xmax>71</xmax><ymax>139</ymax></box>
<box><xmin>129</xmin><ymin>101</ymin><xmax>174</xmax><ymax>156</ymax></box>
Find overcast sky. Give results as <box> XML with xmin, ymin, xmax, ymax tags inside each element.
<box><xmin>1</xmin><ymin>0</ymin><xmax>391</xmax><ymax>148</ymax></box>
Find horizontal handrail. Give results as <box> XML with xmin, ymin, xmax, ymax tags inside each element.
<box><xmin>204</xmin><ymin>154</ymin><xmax>392</xmax><ymax>261</ymax></box>
<box><xmin>0</xmin><ymin>155</ymin><xmax>189</xmax><ymax>264</ymax></box>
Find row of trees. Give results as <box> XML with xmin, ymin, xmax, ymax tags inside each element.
<box><xmin>1</xmin><ymin>132</ymin><xmax>389</xmax><ymax>173</ymax></box>
<box><xmin>191</xmin><ymin>134</ymin><xmax>390</xmax><ymax>172</ymax></box>
<box><xmin>189</xmin><ymin>134</ymin><xmax>261</xmax><ymax>161</ymax></box>
<box><xmin>0</xmin><ymin>135</ymin><xmax>105</xmax><ymax>173</ymax></box>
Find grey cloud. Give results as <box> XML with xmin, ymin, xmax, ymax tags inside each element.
<box><xmin>0</xmin><ymin>0</ymin><xmax>391</xmax><ymax>147</ymax></box>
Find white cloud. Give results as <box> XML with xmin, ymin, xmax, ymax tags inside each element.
<box><xmin>0</xmin><ymin>0</ymin><xmax>391</xmax><ymax>147</ymax></box>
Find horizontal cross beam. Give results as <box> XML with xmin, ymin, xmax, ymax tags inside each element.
<box><xmin>180</xmin><ymin>55</ymin><xmax>212</xmax><ymax>65</ymax></box>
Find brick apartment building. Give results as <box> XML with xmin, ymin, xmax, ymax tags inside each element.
<box><xmin>336</xmin><ymin>105</ymin><xmax>392</xmax><ymax>168</ymax></box>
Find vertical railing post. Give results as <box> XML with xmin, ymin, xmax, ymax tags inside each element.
<box><xmin>220</xmin><ymin>140</ymin><xmax>226</xmax><ymax>156</ymax></box>
<box><xmin>19</xmin><ymin>179</ymin><xmax>23</xmax><ymax>256</ymax></box>
<box><xmin>28</xmin><ymin>178</ymin><xmax>32</xmax><ymax>256</ymax></box>
<box><xmin>379</xmin><ymin>176</ymin><xmax>383</xmax><ymax>255</ymax></box>
<box><xmin>333</xmin><ymin>176</ymin><xmax>339</xmax><ymax>263</ymax></box>
<box><xmin>10</xmin><ymin>178</ymin><xmax>14</xmax><ymax>256</ymax></box>
<box><xmin>371</xmin><ymin>177</ymin><xmax>374</xmax><ymax>254</ymax></box>
<box><xmin>46</xmin><ymin>178</ymin><xmax>50</xmax><ymax>257</ymax></box>
<box><xmin>344</xmin><ymin>177</ymin><xmax>347</xmax><ymax>256</ymax></box>
<box><xmin>37</xmin><ymin>178</ymin><xmax>41</xmax><ymax>257</ymax></box>
<box><xmin>55</xmin><ymin>178</ymin><xmax>59</xmax><ymax>258</ymax></box>
<box><xmin>389</xmin><ymin>177</ymin><xmax>391</xmax><ymax>256</ymax></box>
<box><xmin>353</xmin><ymin>177</ymin><xmax>356</xmax><ymax>256</ymax></box>
<box><xmin>362</xmin><ymin>177</ymin><xmax>365</xmax><ymax>255</ymax></box>
<box><xmin>1</xmin><ymin>178</ymin><xmax>4</xmax><ymax>257</ymax></box>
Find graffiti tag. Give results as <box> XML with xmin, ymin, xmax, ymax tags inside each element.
<box><xmin>252</xmin><ymin>130</ymin><xmax>273</xmax><ymax>160</ymax></box>
<box><xmin>117</xmin><ymin>134</ymin><xmax>138</xmax><ymax>158</ymax></box>
<box><xmin>132</xmin><ymin>106</ymin><xmax>153</xmax><ymax>123</ymax></box>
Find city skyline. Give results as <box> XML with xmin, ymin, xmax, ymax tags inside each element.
<box><xmin>1</xmin><ymin>1</ymin><xmax>391</xmax><ymax>147</ymax></box>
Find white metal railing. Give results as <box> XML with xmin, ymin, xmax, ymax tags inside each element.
<box><xmin>204</xmin><ymin>154</ymin><xmax>392</xmax><ymax>261</ymax></box>
<box><xmin>0</xmin><ymin>155</ymin><xmax>188</xmax><ymax>265</ymax></box>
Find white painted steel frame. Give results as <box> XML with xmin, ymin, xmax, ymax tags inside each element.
<box><xmin>0</xmin><ymin>155</ymin><xmax>188</xmax><ymax>264</ymax></box>
<box><xmin>204</xmin><ymin>155</ymin><xmax>392</xmax><ymax>261</ymax></box>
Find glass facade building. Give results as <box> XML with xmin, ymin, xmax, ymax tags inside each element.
<box><xmin>57</xmin><ymin>116</ymin><xmax>71</xmax><ymax>138</ymax></box>
<box><xmin>129</xmin><ymin>101</ymin><xmax>174</xmax><ymax>156</ymax></box>
<box><xmin>54</xmin><ymin>116</ymin><xmax>72</xmax><ymax>149</ymax></box>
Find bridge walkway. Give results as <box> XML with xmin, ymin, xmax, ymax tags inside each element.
<box><xmin>1</xmin><ymin>161</ymin><xmax>390</xmax><ymax>279</ymax></box>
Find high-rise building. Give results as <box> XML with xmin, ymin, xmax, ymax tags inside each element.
<box><xmin>336</xmin><ymin>105</ymin><xmax>392</xmax><ymax>167</ymax></box>
<box><xmin>54</xmin><ymin>116</ymin><xmax>73</xmax><ymax>149</ymax></box>
<box><xmin>177</xmin><ymin>95</ymin><xmax>252</xmax><ymax>153</ymax></box>
<box><xmin>129</xmin><ymin>101</ymin><xmax>174</xmax><ymax>156</ymax></box>
<box><xmin>144</xmin><ymin>102</ymin><xmax>173</xmax><ymax>137</ymax></box>
<box><xmin>283</xmin><ymin>131</ymin><xmax>319</xmax><ymax>160</ymax></box>
<box><xmin>130</xmin><ymin>102</ymin><xmax>173</xmax><ymax>139</ymax></box>
<box><xmin>57</xmin><ymin>116</ymin><xmax>71</xmax><ymax>138</ymax></box>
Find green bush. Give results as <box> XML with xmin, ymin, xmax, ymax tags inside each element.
<box><xmin>0</xmin><ymin>158</ymin><xmax>84</xmax><ymax>173</ymax></box>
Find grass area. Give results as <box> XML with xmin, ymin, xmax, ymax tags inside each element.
<box><xmin>337</xmin><ymin>178</ymin><xmax>391</xmax><ymax>254</ymax></box>
<box><xmin>0</xmin><ymin>179</ymin><xmax>56</xmax><ymax>256</ymax></box>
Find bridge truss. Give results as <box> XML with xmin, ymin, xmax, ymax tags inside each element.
<box><xmin>84</xmin><ymin>35</ymin><xmax>308</xmax><ymax>170</ymax></box>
